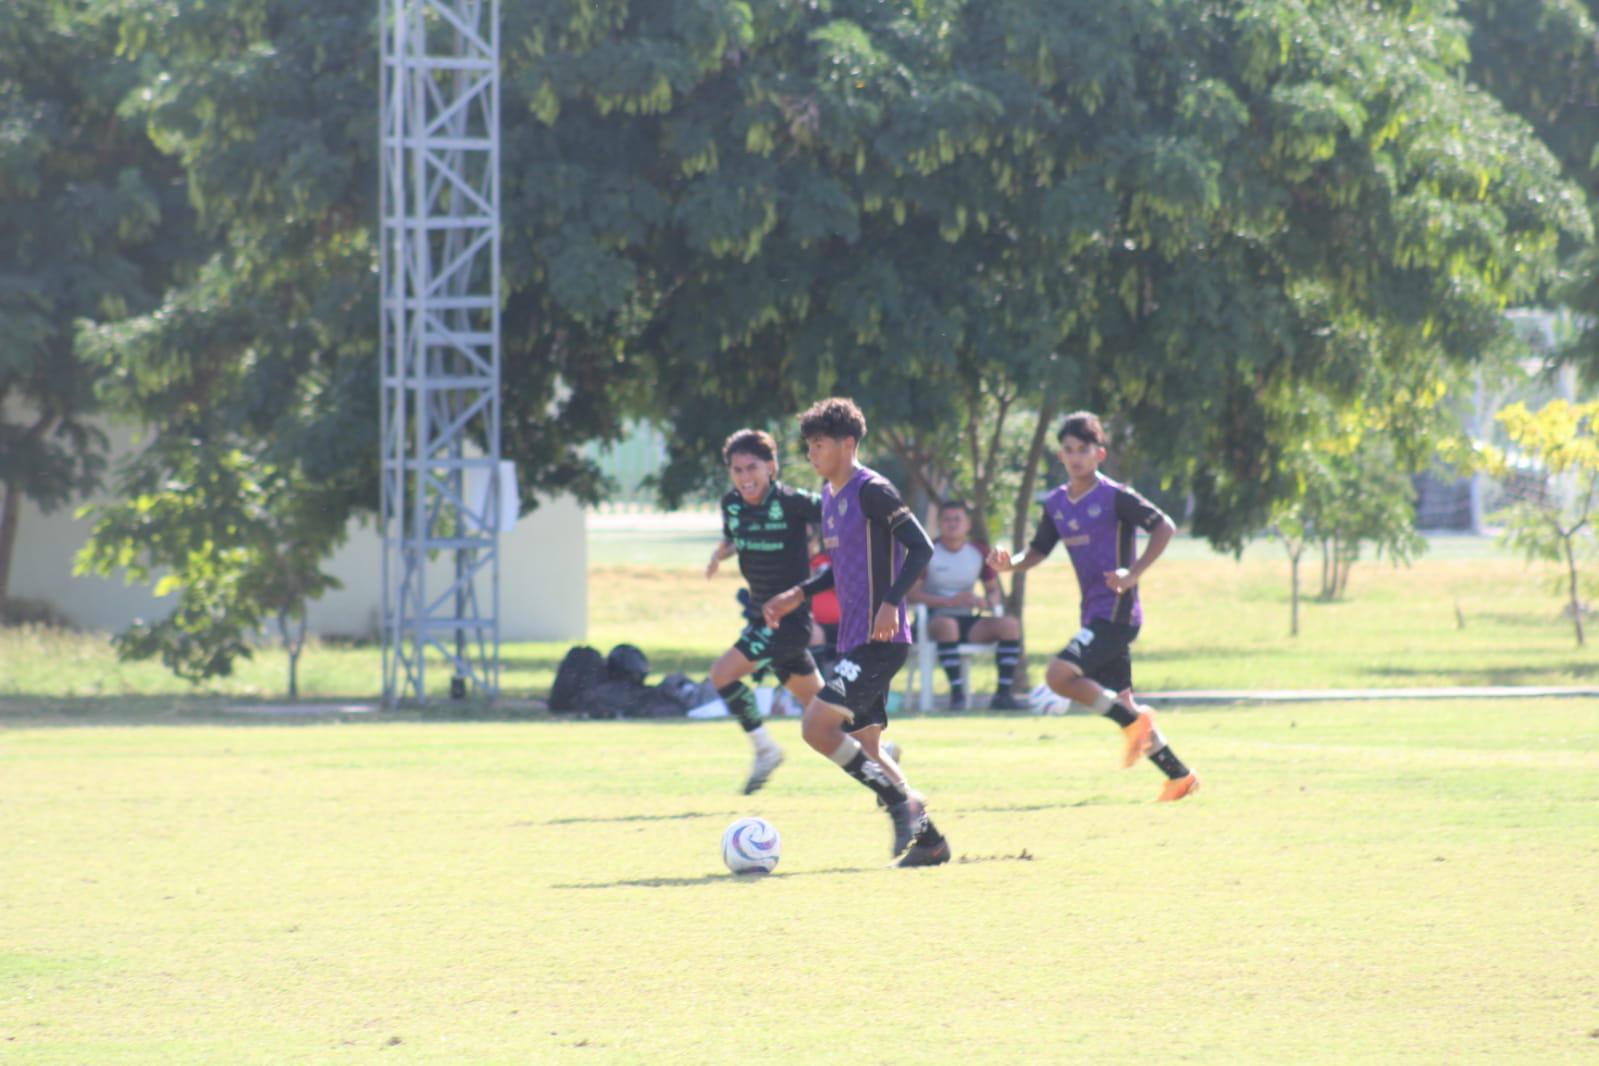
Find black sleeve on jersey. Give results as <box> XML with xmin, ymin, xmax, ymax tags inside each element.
<box><xmin>800</xmin><ymin>566</ymin><xmax>834</xmax><ymax>599</ymax></box>
<box><xmin>884</xmin><ymin>515</ymin><xmax>934</xmax><ymax>607</ymax></box>
<box><xmin>781</xmin><ymin>485</ymin><xmax>823</xmax><ymax>525</ymax></box>
<box><xmin>1029</xmin><ymin>509</ymin><xmax>1061</xmax><ymax>556</ymax></box>
<box><xmin>720</xmin><ymin>492</ymin><xmax>735</xmax><ymax>542</ymax></box>
<box><xmin>1113</xmin><ymin>485</ymin><xmax>1170</xmax><ymax>532</ymax></box>
<box><xmin>859</xmin><ymin>477</ymin><xmax>932</xmax><ymax>606</ymax></box>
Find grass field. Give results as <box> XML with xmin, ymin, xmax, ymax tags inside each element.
<box><xmin>2</xmin><ymin>531</ymin><xmax>1592</xmax><ymax>711</ymax></box>
<box><xmin>2</xmin><ymin>700</ymin><xmax>1596</xmax><ymax>1062</ymax></box>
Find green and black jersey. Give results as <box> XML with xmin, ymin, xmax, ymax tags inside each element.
<box><xmin>721</xmin><ymin>481</ymin><xmax>822</xmax><ymax>604</ymax></box>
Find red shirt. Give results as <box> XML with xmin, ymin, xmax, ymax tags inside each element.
<box><xmin>809</xmin><ymin>552</ymin><xmax>840</xmax><ymax>626</ymax></box>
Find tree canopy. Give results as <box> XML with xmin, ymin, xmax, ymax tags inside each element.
<box><xmin>3</xmin><ymin>0</ymin><xmax>1594</xmax><ymax>673</ymax></box>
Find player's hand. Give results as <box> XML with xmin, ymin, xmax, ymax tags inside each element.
<box><xmin>763</xmin><ymin>587</ymin><xmax>803</xmax><ymax>628</ymax></box>
<box><xmin>1104</xmin><ymin>567</ymin><xmax>1137</xmax><ymax>593</ymax></box>
<box><xmin>870</xmin><ymin>602</ymin><xmax>900</xmax><ymax>641</ymax></box>
<box><xmin>955</xmin><ymin>591</ymin><xmax>983</xmax><ymax>610</ymax></box>
<box><xmin>705</xmin><ymin>553</ymin><xmax>721</xmax><ymax>580</ymax></box>
<box><xmin>987</xmin><ymin>547</ymin><xmax>1014</xmax><ymax>572</ymax></box>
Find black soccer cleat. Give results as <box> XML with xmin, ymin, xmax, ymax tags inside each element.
<box><xmin>988</xmin><ymin>691</ymin><xmax>1022</xmax><ymax>711</ymax></box>
<box><xmin>895</xmin><ymin>838</ymin><xmax>951</xmax><ymax>868</ymax></box>
<box><xmin>886</xmin><ymin>794</ymin><xmax>926</xmax><ymax>857</ymax></box>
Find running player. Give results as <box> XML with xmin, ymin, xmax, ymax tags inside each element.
<box><xmin>705</xmin><ymin>429</ymin><xmax>824</xmax><ymax>794</ymax></box>
<box><xmin>764</xmin><ymin>398</ymin><xmax>952</xmax><ymax>867</ymax></box>
<box><xmin>988</xmin><ymin>411</ymin><xmax>1200</xmax><ymax>801</ymax></box>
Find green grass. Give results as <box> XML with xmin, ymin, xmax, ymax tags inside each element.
<box><xmin>3</xmin><ymin>534</ymin><xmax>1593</xmax><ymax>712</ymax></box>
<box><xmin>1</xmin><ymin>702</ymin><xmax>1596</xmax><ymax>1062</ymax></box>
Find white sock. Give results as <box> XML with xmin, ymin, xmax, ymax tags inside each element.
<box><xmin>749</xmin><ymin>724</ymin><xmax>780</xmax><ymax>756</ymax></box>
<box><xmin>827</xmin><ymin>733</ymin><xmax>862</xmax><ymax>767</ymax></box>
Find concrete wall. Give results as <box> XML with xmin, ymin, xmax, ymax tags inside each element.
<box><xmin>8</xmin><ymin>427</ymin><xmax>586</xmax><ymax>642</ymax></box>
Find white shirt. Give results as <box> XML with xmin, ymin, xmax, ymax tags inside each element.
<box><xmin>922</xmin><ymin>541</ymin><xmax>990</xmax><ymax>618</ymax></box>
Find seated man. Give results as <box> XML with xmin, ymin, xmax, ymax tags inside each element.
<box><xmin>907</xmin><ymin>500</ymin><xmax>1023</xmax><ymax>709</ymax></box>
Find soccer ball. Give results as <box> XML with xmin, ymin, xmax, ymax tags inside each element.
<box><xmin>721</xmin><ymin>816</ymin><xmax>781</xmax><ymax>875</ymax></box>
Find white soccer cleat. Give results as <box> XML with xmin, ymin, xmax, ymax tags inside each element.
<box><xmin>1029</xmin><ymin>683</ymin><xmax>1069</xmax><ymax>716</ymax></box>
<box><xmin>742</xmin><ymin>746</ymin><xmax>785</xmax><ymax>795</ymax></box>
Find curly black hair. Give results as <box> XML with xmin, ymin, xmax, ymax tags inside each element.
<box><xmin>797</xmin><ymin>397</ymin><xmax>867</xmax><ymax>442</ymax></box>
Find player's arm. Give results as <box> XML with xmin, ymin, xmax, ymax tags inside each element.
<box><xmin>981</xmin><ymin>572</ymin><xmax>1005</xmax><ymax>612</ymax></box>
<box><xmin>861</xmin><ymin>480</ymin><xmax>934</xmax><ymax>639</ymax></box>
<box><xmin>763</xmin><ymin>566</ymin><xmax>832</xmax><ymax>627</ymax></box>
<box><xmin>705</xmin><ymin>538</ymin><xmax>736</xmax><ymax>579</ymax></box>
<box><xmin>989</xmin><ymin>512</ymin><xmax>1059</xmax><ymax>573</ymax></box>
<box><xmin>1106</xmin><ymin>488</ymin><xmax>1175</xmax><ymax>592</ymax></box>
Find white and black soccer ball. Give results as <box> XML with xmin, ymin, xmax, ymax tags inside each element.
<box><xmin>721</xmin><ymin>816</ymin><xmax>781</xmax><ymax>875</ymax></box>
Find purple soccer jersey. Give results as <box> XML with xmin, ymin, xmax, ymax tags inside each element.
<box><xmin>821</xmin><ymin>466</ymin><xmax>913</xmax><ymax>653</ymax></box>
<box><xmin>1034</xmin><ymin>475</ymin><xmax>1168</xmax><ymax>626</ymax></box>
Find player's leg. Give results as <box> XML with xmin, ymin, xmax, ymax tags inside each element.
<box><xmin>1044</xmin><ymin>622</ymin><xmax>1153</xmax><ymax>767</ymax></box>
<box><xmin>1114</xmin><ymin>685</ymin><xmax>1200</xmax><ymax>802</ymax></box>
<box><xmin>929</xmin><ymin>614</ymin><xmax>967</xmax><ymax>709</ymax></box>
<box><xmin>710</xmin><ymin>631</ymin><xmax>783</xmax><ymax>792</ymax></box>
<box><xmin>967</xmin><ymin>614</ymin><xmax>1023</xmax><ymax>709</ymax></box>
<box><xmin>801</xmin><ymin>695</ymin><xmax>904</xmax><ymax>808</ymax></box>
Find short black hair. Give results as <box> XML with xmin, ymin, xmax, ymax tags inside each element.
<box><xmin>722</xmin><ymin>428</ymin><xmax>777</xmax><ymax>465</ymax></box>
<box><xmin>798</xmin><ymin>397</ymin><xmax>867</xmax><ymax>443</ymax></box>
<box><xmin>1058</xmin><ymin>410</ymin><xmax>1106</xmax><ymax>447</ymax></box>
<box><xmin>937</xmin><ymin>499</ymin><xmax>971</xmax><ymax>515</ymax></box>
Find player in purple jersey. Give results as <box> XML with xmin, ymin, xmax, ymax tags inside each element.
<box><xmin>763</xmin><ymin>398</ymin><xmax>952</xmax><ymax>867</ymax></box>
<box><xmin>989</xmin><ymin>411</ymin><xmax>1200</xmax><ymax>801</ymax></box>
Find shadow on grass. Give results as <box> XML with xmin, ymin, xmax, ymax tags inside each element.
<box><xmin>553</xmin><ymin>865</ymin><xmax>883</xmax><ymax>889</ymax></box>
<box><xmin>963</xmin><ymin>797</ymin><xmax>1125</xmax><ymax>813</ymax></box>
<box><xmin>553</xmin><ymin>851</ymin><xmax>1038</xmax><ymax>890</ymax></box>
<box><xmin>0</xmin><ymin>693</ymin><xmax>556</xmax><ymax>728</ymax></box>
<box><xmin>531</xmin><ymin>810</ymin><xmax>738</xmax><ymax>827</ymax></box>
<box><xmin>1367</xmin><ymin>662</ymin><xmax>1598</xmax><ymax>683</ymax></box>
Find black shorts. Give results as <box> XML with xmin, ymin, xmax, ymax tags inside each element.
<box><xmin>932</xmin><ymin>613</ymin><xmax>985</xmax><ymax>642</ymax></box>
<box><xmin>1056</xmin><ymin>618</ymin><xmax>1139</xmax><ymax>694</ymax></box>
<box><xmin>733</xmin><ymin>613</ymin><xmax>817</xmax><ymax>684</ymax></box>
<box><xmin>819</xmin><ymin>642</ymin><xmax>909</xmax><ymax>732</ymax></box>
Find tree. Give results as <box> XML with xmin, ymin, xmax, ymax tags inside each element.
<box><xmin>75</xmin><ymin>442</ymin><xmax>346</xmax><ymax>696</ymax></box>
<box><xmin>1489</xmin><ymin>398</ymin><xmax>1599</xmax><ymax>645</ymax></box>
<box><xmin>72</xmin><ymin>0</ymin><xmax>1593</xmax><ymax>690</ymax></box>
<box><xmin>0</xmin><ymin>0</ymin><xmax>189</xmax><ymax>609</ymax></box>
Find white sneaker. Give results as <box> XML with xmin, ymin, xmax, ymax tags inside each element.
<box><xmin>742</xmin><ymin>746</ymin><xmax>785</xmax><ymax>795</ymax></box>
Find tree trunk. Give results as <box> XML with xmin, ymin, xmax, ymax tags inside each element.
<box><xmin>1288</xmin><ymin>544</ymin><xmax>1302</xmax><ymax>637</ymax></box>
<box><xmin>1003</xmin><ymin>390</ymin><xmax>1060</xmax><ymax>692</ymax></box>
<box><xmin>0</xmin><ymin>480</ymin><xmax>19</xmax><ymax>610</ymax></box>
<box><xmin>1564</xmin><ymin>534</ymin><xmax>1585</xmax><ymax>647</ymax></box>
<box><xmin>279</xmin><ymin>607</ymin><xmax>309</xmax><ymax>700</ymax></box>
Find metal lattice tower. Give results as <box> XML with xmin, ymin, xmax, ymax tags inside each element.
<box><xmin>380</xmin><ymin>0</ymin><xmax>501</xmax><ymax>705</ymax></box>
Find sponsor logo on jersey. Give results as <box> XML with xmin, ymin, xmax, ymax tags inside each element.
<box><xmin>1087</xmin><ymin>504</ymin><xmax>1102</xmax><ymax>518</ymax></box>
<box><xmin>768</xmin><ymin>499</ymin><xmax>783</xmax><ymax>520</ymax></box>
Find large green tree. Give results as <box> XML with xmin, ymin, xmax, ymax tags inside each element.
<box><xmin>0</xmin><ymin>0</ymin><xmax>188</xmax><ymax>610</ymax></box>
<box><xmin>526</xmin><ymin>0</ymin><xmax>1586</xmax><ymax>551</ymax></box>
<box><xmin>73</xmin><ymin>0</ymin><xmax>1592</xmax><ymax>687</ymax></box>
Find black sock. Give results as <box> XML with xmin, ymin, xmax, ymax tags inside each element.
<box><xmin>995</xmin><ymin>640</ymin><xmax>1020</xmax><ymax>691</ymax></box>
<box><xmin>914</xmin><ymin>814</ymin><xmax>945</xmax><ymax>847</ymax></box>
<box><xmin>1149</xmin><ymin>744</ymin><xmax>1191</xmax><ymax>780</ymax></box>
<box><xmin>936</xmin><ymin>642</ymin><xmax>963</xmax><ymax>700</ymax></box>
<box><xmin>717</xmin><ymin>682</ymin><xmax>761</xmax><ymax>733</ymax></box>
<box><xmin>842</xmin><ymin>751</ymin><xmax>908</xmax><ymax>806</ymax></box>
<box><xmin>1102</xmin><ymin>700</ymin><xmax>1139</xmax><ymax>728</ymax></box>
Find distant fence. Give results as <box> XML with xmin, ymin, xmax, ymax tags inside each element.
<box><xmin>585</xmin><ymin>421</ymin><xmax>716</xmax><ymax>509</ymax></box>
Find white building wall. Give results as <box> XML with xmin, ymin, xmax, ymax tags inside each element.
<box><xmin>8</xmin><ymin>427</ymin><xmax>586</xmax><ymax>641</ymax></box>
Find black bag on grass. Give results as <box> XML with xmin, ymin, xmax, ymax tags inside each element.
<box><xmin>606</xmin><ymin>643</ymin><xmax>650</xmax><ymax>686</ymax></box>
<box><xmin>549</xmin><ymin>645</ymin><xmax>606</xmax><ymax>712</ymax></box>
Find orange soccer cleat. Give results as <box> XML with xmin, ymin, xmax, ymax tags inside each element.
<box><xmin>1157</xmin><ymin>772</ymin><xmax>1201</xmax><ymax>802</ymax></box>
<box><xmin>1120</xmin><ymin>708</ymin><xmax>1155</xmax><ymax>768</ymax></box>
